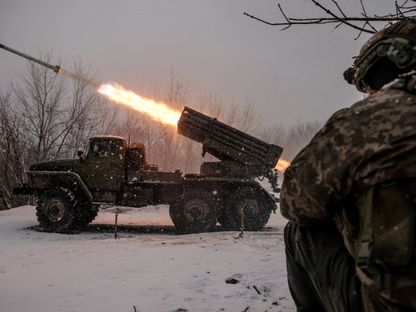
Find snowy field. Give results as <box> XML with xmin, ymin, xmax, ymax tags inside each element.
<box><xmin>0</xmin><ymin>206</ymin><xmax>295</xmax><ymax>312</ymax></box>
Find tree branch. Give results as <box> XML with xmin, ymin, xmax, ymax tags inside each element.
<box><xmin>244</xmin><ymin>0</ymin><xmax>416</xmax><ymax>38</ymax></box>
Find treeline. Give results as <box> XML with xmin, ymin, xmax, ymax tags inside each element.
<box><xmin>0</xmin><ymin>58</ymin><xmax>322</xmax><ymax>210</ymax></box>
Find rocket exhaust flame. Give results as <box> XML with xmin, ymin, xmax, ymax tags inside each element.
<box><xmin>98</xmin><ymin>83</ymin><xmax>181</xmax><ymax>127</ymax></box>
<box><xmin>276</xmin><ymin>159</ymin><xmax>290</xmax><ymax>172</ymax></box>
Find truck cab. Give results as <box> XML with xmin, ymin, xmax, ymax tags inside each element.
<box><xmin>76</xmin><ymin>136</ymin><xmax>127</xmax><ymax>202</ymax></box>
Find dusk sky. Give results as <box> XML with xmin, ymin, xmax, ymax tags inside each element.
<box><xmin>0</xmin><ymin>0</ymin><xmax>395</xmax><ymax>126</ymax></box>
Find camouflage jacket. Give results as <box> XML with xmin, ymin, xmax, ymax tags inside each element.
<box><xmin>280</xmin><ymin>76</ymin><xmax>416</xmax><ymax>226</ymax></box>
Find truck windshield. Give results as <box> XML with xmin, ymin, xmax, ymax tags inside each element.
<box><xmin>88</xmin><ymin>139</ymin><xmax>124</xmax><ymax>159</ymax></box>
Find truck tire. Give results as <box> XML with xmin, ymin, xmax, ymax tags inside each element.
<box><xmin>74</xmin><ymin>202</ymin><xmax>98</xmax><ymax>229</ymax></box>
<box><xmin>36</xmin><ymin>188</ymin><xmax>78</xmax><ymax>233</ymax></box>
<box><xmin>169</xmin><ymin>191</ymin><xmax>219</xmax><ymax>233</ymax></box>
<box><xmin>223</xmin><ymin>186</ymin><xmax>271</xmax><ymax>231</ymax></box>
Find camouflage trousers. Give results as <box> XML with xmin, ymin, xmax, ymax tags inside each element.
<box><xmin>284</xmin><ymin>221</ymin><xmax>416</xmax><ymax>312</ymax></box>
<box><xmin>284</xmin><ymin>221</ymin><xmax>363</xmax><ymax>312</ymax></box>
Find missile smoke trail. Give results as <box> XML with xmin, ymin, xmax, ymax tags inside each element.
<box><xmin>58</xmin><ymin>68</ymin><xmax>101</xmax><ymax>89</ymax></box>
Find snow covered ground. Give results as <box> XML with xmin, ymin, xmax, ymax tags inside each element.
<box><xmin>0</xmin><ymin>206</ymin><xmax>295</xmax><ymax>312</ymax></box>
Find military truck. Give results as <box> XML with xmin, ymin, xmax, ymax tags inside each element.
<box><xmin>1</xmin><ymin>43</ymin><xmax>284</xmax><ymax>234</ymax></box>
<box><xmin>14</xmin><ymin>107</ymin><xmax>283</xmax><ymax>233</ymax></box>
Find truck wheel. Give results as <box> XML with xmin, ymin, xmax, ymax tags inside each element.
<box><xmin>36</xmin><ymin>188</ymin><xmax>78</xmax><ymax>233</ymax></box>
<box><xmin>224</xmin><ymin>187</ymin><xmax>272</xmax><ymax>231</ymax></box>
<box><xmin>169</xmin><ymin>191</ymin><xmax>219</xmax><ymax>233</ymax></box>
<box><xmin>74</xmin><ymin>202</ymin><xmax>98</xmax><ymax>229</ymax></box>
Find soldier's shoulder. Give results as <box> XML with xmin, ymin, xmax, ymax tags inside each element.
<box><xmin>351</xmin><ymin>80</ymin><xmax>416</xmax><ymax>114</ymax></box>
<box><xmin>323</xmin><ymin>106</ymin><xmax>358</xmax><ymax>132</ymax></box>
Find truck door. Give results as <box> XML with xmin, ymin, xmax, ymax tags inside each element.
<box><xmin>82</xmin><ymin>138</ymin><xmax>126</xmax><ymax>192</ymax></box>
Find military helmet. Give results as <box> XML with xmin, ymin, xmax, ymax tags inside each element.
<box><xmin>345</xmin><ymin>20</ymin><xmax>416</xmax><ymax>92</ymax></box>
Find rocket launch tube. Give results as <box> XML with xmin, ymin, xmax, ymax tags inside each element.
<box><xmin>177</xmin><ymin>106</ymin><xmax>283</xmax><ymax>170</ymax></box>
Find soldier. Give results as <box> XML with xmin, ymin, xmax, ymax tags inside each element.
<box><xmin>280</xmin><ymin>20</ymin><xmax>416</xmax><ymax>311</ymax></box>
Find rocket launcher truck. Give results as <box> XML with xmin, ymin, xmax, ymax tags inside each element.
<box><xmin>15</xmin><ymin>106</ymin><xmax>283</xmax><ymax>233</ymax></box>
<box><xmin>3</xmin><ymin>42</ymin><xmax>283</xmax><ymax>233</ymax></box>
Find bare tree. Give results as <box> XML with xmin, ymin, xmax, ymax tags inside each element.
<box><xmin>11</xmin><ymin>56</ymin><xmax>106</xmax><ymax>162</ymax></box>
<box><xmin>0</xmin><ymin>93</ymin><xmax>28</xmax><ymax>209</ymax></box>
<box><xmin>61</xmin><ymin>61</ymin><xmax>107</xmax><ymax>158</ymax></box>
<box><xmin>259</xmin><ymin>123</ymin><xmax>288</xmax><ymax>149</ymax></box>
<box><xmin>157</xmin><ymin>72</ymin><xmax>188</xmax><ymax>171</ymax></box>
<box><xmin>285</xmin><ymin>119</ymin><xmax>323</xmax><ymax>159</ymax></box>
<box><xmin>245</xmin><ymin>0</ymin><xmax>416</xmax><ymax>38</ymax></box>
<box><xmin>0</xmin><ymin>56</ymin><xmax>106</xmax><ymax>209</ymax></box>
<box><xmin>13</xmin><ymin>55</ymin><xmax>67</xmax><ymax>162</ymax></box>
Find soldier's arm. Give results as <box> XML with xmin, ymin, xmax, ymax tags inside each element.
<box><xmin>280</xmin><ymin>108</ymin><xmax>363</xmax><ymax>225</ymax></box>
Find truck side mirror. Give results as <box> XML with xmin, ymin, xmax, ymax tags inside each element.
<box><xmin>77</xmin><ymin>150</ymin><xmax>85</xmax><ymax>162</ymax></box>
